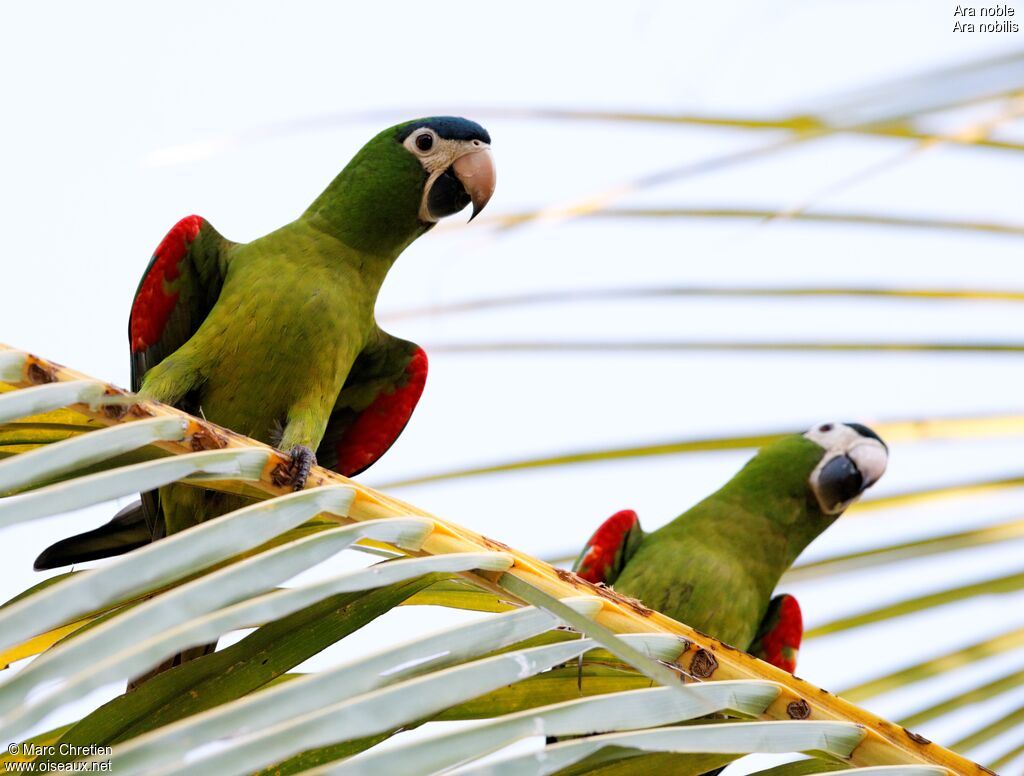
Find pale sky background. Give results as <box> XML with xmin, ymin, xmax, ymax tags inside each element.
<box><xmin>2</xmin><ymin>1</ymin><xmax>1024</xmax><ymax>772</ymax></box>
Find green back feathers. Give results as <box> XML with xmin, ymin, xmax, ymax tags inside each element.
<box><xmin>612</xmin><ymin>434</ymin><xmax>831</xmax><ymax>648</ymax></box>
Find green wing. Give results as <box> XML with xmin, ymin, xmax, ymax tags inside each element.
<box><xmin>128</xmin><ymin>214</ymin><xmax>233</xmax><ymax>398</ymax></box>
<box><xmin>315</xmin><ymin>328</ymin><xmax>428</xmax><ymax>477</ymax></box>
<box><xmin>748</xmin><ymin>594</ymin><xmax>803</xmax><ymax>673</ymax></box>
<box><xmin>572</xmin><ymin>509</ymin><xmax>645</xmax><ymax>586</ymax></box>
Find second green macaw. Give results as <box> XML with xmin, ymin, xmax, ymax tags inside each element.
<box><xmin>573</xmin><ymin>422</ymin><xmax>888</xmax><ymax>672</ymax></box>
<box><xmin>35</xmin><ymin>117</ymin><xmax>496</xmax><ymax>569</ymax></box>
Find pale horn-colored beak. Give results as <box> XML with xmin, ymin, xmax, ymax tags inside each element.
<box><xmin>849</xmin><ymin>439</ymin><xmax>888</xmax><ymax>488</ymax></box>
<box><xmin>452</xmin><ymin>148</ymin><xmax>496</xmax><ymax>221</ymax></box>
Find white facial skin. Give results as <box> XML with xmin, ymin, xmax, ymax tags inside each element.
<box><xmin>805</xmin><ymin>422</ymin><xmax>889</xmax><ymax>514</ymax></box>
<box><xmin>402</xmin><ymin>128</ymin><xmax>495</xmax><ymax>222</ymax></box>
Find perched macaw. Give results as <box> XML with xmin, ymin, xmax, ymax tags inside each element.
<box><xmin>573</xmin><ymin>422</ymin><xmax>888</xmax><ymax>672</ymax></box>
<box><xmin>35</xmin><ymin>117</ymin><xmax>496</xmax><ymax>571</ymax></box>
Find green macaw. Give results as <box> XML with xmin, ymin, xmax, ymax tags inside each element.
<box><xmin>573</xmin><ymin>422</ymin><xmax>888</xmax><ymax>672</ymax></box>
<box><xmin>35</xmin><ymin>117</ymin><xmax>496</xmax><ymax>570</ymax></box>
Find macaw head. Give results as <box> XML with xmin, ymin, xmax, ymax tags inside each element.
<box><xmin>716</xmin><ymin>422</ymin><xmax>888</xmax><ymax>566</ymax></box>
<box><xmin>804</xmin><ymin>422</ymin><xmax>888</xmax><ymax>515</ymax></box>
<box><xmin>306</xmin><ymin>116</ymin><xmax>495</xmax><ymax>254</ymax></box>
<box><xmin>395</xmin><ymin>117</ymin><xmax>496</xmax><ymax>223</ymax></box>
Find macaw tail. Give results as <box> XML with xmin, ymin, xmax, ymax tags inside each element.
<box><xmin>33</xmin><ymin>496</ymin><xmax>219</xmax><ymax>687</ymax></box>
<box><xmin>33</xmin><ymin>501</ymin><xmax>153</xmax><ymax>570</ymax></box>
<box><xmin>127</xmin><ymin>643</ymin><xmax>217</xmax><ymax>692</ymax></box>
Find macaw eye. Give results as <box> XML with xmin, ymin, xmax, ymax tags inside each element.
<box><xmin>415</xmin><ymin>133</ymin><xmax>434</xmax><ymax>152</ymax></box>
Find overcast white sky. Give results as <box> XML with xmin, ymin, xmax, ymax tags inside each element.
<box><xmin>2</xmin><ymin>1</ymin><xmax>1024</xmax><ymax>772</ymax></box>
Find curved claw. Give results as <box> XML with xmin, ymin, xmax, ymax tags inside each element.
<box><xmin>288</xmin><ymin>445</ymin><xmax>317</xmax><ymax>491</ymax></box>
<box><xmin>271</xmin><ymin>445</ymin><xmax>317</xmax><ymax>491</ymax></box>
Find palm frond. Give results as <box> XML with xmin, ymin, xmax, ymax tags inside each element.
<box><xmin>805</xmin><ymin>570</ymin><xmax>1024</xmax><ymax>639</ymax></box>
<box><xmin>384</xmin><ymin>285</ymin><xmax>1024</xmax><ymax>323</ymax></box>
<box><xmin>839</xmin><ymin>628</ymin><xmax>1024</xmax><ymax>703</ymax></box>
<box><xmin>479</xmin><ymin>206</ymin><xmax>1024</xmax><ymax>236</ymax></box>
<box><xmin>783</xmin><ymin>518</ymin><xmax>1024</xmax><ymax>583</ymax></box>
<box><xmin>376</xmin><ymin>414</ymin><xmax>1024</xmax><ymax>490</ymax></box>
<box><xmin>0</xmin><ymin>344</ymin><xmax>985</xmax><ymax>775</ymax></box>
<box><xmin>428</xmin><ymin>340</ymin><xmax>1024</xmax><ymax>356</ymax></box>
<box><xmin>897</xmin><ymin>667</ymin><xmax>1024</xmax><ymax>729</ymax></box>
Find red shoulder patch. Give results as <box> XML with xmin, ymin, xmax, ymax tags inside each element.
<box><xmin>334</xmin><ymin>347</ymin><xmax>428</xmax><ymax>476</ymax></box>
<box><xmin>754</xmin><ymin>594</ymin><xmax>803</xmax><ymax>673</ymax></box>
<box><xmin>575</xmin><ymin>509</ymin><xmax>640</xmax><ymax>584</ymax></box>
<box><xmin>130</xmin><ymin>215</ymin><xmax>204</xmax><ymax>353</ymax></box>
